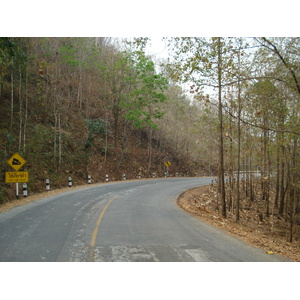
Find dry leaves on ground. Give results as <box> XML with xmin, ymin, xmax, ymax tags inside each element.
<box><xmin>177</xmin><ymin>185</ymin><xmax>300</xmax><ymax>262</ymax></box>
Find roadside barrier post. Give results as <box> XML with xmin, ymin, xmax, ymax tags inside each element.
<box><xmin>88</xmin><ymin>175</ymin><xmax>92</xmax><ymax>184</ymax></box>
<box><xmin>68</xmin><ymin>177</ymin><xmax>72</xmax><ymax>187</ymax></box>
<box><xmin>22</xmin><ymin>183</ymin><xmax>28</xmax><ymax>197</ymax></box>
<box><xmin>106</xmin><ymin>174</ymin><xmax>109</xmax><ymax>182</ymax></box>
<box><xmin>46</xmin><ymin>179</ymin><xmax>50</xmax><ymax>191</ymax></box>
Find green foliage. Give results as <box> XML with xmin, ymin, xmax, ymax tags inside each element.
<box><xmin>0</xmin><ymin>38</ymin><xmax>14</xmax><ymax>76</ymax></box>
<box><xmin>85</xmin><ymin>119</ymin><xmax>110</xmax><ymax>149</ymax></box>
<box><xmin>86</xmin><ymin>118</ymin><xmax>109</xmax><ymax>135</ymax></box>
<box><xmin>59</xmin><ymin>43</ymin><xmax>79</xmax><ymax>67</ymax></box>
<box><xmin>0</xmin><ymin>37</ymin><xmax>15</xmax><ymax>57</ymax></box>
<box><xmin>120</xmin><ymin>51</ymin><xmax>168</xmax><ymax>129</ymax></box>
<box><xmin>0</xmin><ymin>37</ymin><xmax>28</xmax><ymax>83</ymax></box>
<box><xmin>26</xmin><ymin>124</ymin><xmax>55</xmax><ymax>166</ymax></box>
<box><xmin>2</xmin><ymin>130</ymin><xmax>15</xmax><ymax>150</ymax></box>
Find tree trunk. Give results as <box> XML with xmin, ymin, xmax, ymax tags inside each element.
<box><xmin>117</xmin><ymin>120</ymin><xmax>131</xmax><ymax>169</ymax></box>
<box><xmin>18</xmin><ymin>65</ymin><xmax>23</xmax><ymax>152</ymax></box>
<box><xmin>274</xmin><ymin>140</ymin><xmax>280</xmax><ymax>209</ymax></box>
<box><xmin>248</xmin><ymin>133</ymin><xmax>254</xmax><ymax>202</ymax></box>
<box><xmin>58</xmin><ymin>114</ymin><xmax>62</xmax><ymax>169</ymax></box>
<box><xmin>23</xmin><ymin>68</ymin><xmax>28</xmax><ymax>154</ymax></box>
<box><xmin>113</xmin><ymin>103</ymin><xmax>119</xmax><ymax>149</ymax></box>
<box><xmin>10</xmin><ymin>64</ymin><xmax>14</xmax><ymax>132</ymax></box>
<box><xmin>148</xmin><ymin>127</ymin><xmax>153</xmax><ymax>173</ymax></box>
<box><xmin>54</xmin><ymin>112</ymin><xmax>57</xmax><ymax>170</ymax></box>
<box><xmin>235</xmin><ymin>44</ymin><xmax>242</xmax><ymax>221</ymax></box>
<box><xmin>217</xmin><ymin>37</ymin><xmax>226</xmax><ymax>218</ymax></box>
<box><xmin>289</xmin><ymin>137</ymin><xmax>297</xmax><ymax>242</ymax></box>
<box><xmin>228</xmin><ymin>107</ymin><xmax>233</xmax><ymax>212</ymax></box>
<box><xmin>279</xmin><ymin>145</ymin><xmax>286</xmax><ymax>216</ymax></box>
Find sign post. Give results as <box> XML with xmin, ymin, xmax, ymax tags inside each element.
<box><xmin>16</xmin><ymin>183</ymin><xmax>19</xmax><ymax>199</ymax></box>
<box><xmin>6</xmin><ymin>153</ymin><xmax>28</xmax><ymax>199</ymax></box>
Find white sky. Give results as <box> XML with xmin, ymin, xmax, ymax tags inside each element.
<box><xmin>2</xmin><ymin>1</ymin><xmax>298</xmax><ymax>37</ymax></box>
<box><xmin>145</xmin><ymin>38</ymin><xmax>169</xmax><ymax>59</ymax></box>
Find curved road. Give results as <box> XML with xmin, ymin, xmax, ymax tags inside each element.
<box><xmin>0</xmin><ymin>178</ymin><xmax>291</xmax><ymax>262</ymax></box>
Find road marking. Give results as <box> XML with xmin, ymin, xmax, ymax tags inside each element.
<box><xmin>88</xmin><ymin>196</ymin><xmax>116</xmax><ymax>262</ymax></box>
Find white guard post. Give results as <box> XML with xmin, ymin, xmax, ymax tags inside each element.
<box><xmin>22</xmin><ymin>183</ymin><xmax>28</xmax><ymax>197</ymax></box>
<box><xmin>46</xmin><ymin>179</ymin><xmax>50</xmax><ymax>191</ymax></box>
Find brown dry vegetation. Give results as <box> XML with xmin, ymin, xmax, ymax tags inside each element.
<box><xmin>177</xmin><ymin>183</ymin><xmax>300</xmax><ymax>262</ymax></box>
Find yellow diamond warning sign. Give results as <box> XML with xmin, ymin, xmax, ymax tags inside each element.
<box><xmin>5</xmin><ymin>172</ymin><xmax>29</xmax><ymax>183</ymax></box>
<box><xmin>7</xmin><ymin>153</ymin><xmax>26</xmax><ymax>171</ymax></box>
<box><xmin>164</xmin><ymin>161</ymin><xmax>171</xmax><ymax>167</ymax></box>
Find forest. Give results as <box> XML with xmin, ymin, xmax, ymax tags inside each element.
<box><xmin>0</xmin><ymin>37</ymin><xmax>300</xmax><ymax>243</ymax></box>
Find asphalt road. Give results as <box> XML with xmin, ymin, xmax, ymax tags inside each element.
<box><xmin>0</xmin><ymin>177</ymin><xmax>292</xmax><ymax>262</ymax></box>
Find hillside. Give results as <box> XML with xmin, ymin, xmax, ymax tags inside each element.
<box><xmin>0</xmin><ymin>92</ymin><xmax>208</xmax><ymax>201</ymax></box>
<box><xmin>0</xmin><ymin>37</ymin><xmax>214</xmax><ymax>202</ymax></box>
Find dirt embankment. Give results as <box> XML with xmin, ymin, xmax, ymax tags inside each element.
<box><xmin>177</xmin><ymin>185</ymin><xmax>300</xmax><ymax>262</ymax></box>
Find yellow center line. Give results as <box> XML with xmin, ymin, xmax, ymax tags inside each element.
<box><xmin>88</xmin><ymin>196</ymin><xmax>116</xmax><ymax>262</ymax></box>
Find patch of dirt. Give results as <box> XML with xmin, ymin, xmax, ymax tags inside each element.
<box><xmin>177</xmin><ymin>185</ymin><xmax>300</xmax><ymax>262</ymax></box>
